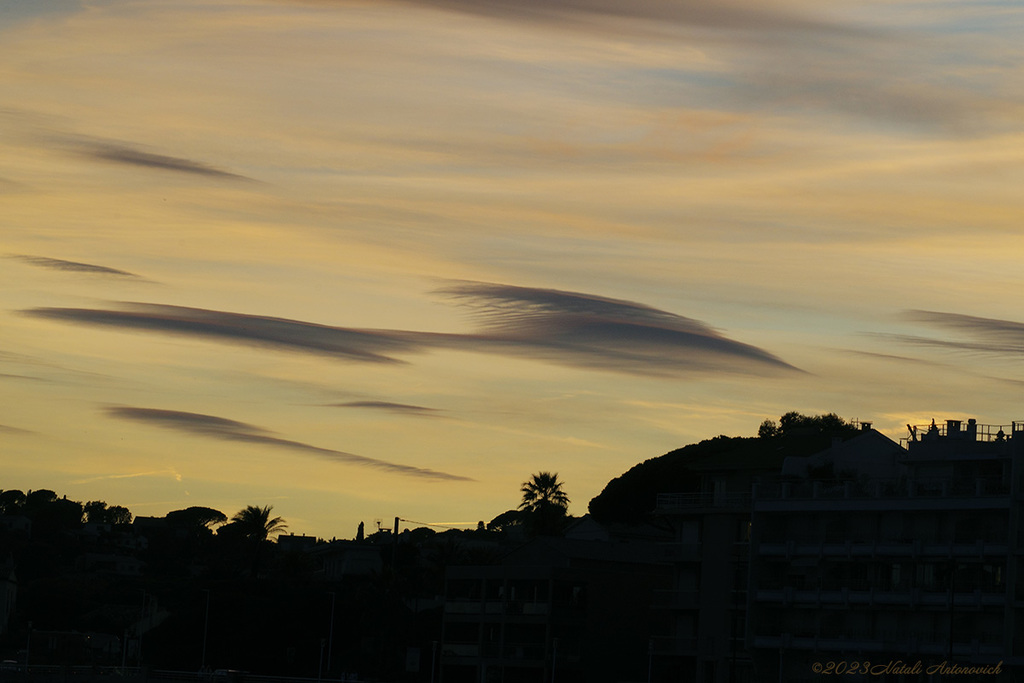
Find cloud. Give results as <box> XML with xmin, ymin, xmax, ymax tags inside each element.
<box><xmin>380</xmin><ymin>0</ymin><xmax>858</xmax><ymax>37</ymax></box>
<box><xmin>22</xmin><ymin>283</ymin><xmax>798</xmax><ymax>376</ymax></box>
<box><xmin>82</xmin><ymin>141</ymin><xmax>252</xmax><ymax>180</ymax></box>
<box><xmin>0</xmin><ymin>423</ymin><xmax>34</xmax><ymax>436</ymax></box>
<box><xmin>105</xmin><ymin>407</ymin><xmax>474</xmax><ymax>482</ymax></box>
<box><xmin>24</xmin><ymin>303</ymin><xmax>427</xmax><ymax>364</ymax></box>
<box><xmin>327</xmin><ymin>401</ymin><xmax>444</xmax><ymax>416</ymax></box>
<box><xmin>72</xmin><ymin>468</ymin><xmax>184</xmax><ymax>485</ymax></box>
<box><xmin>434</xmin><ymin>281</ymin><xmax>800</xmax><ymax>376</ymax></box>
<box><xmin>9</xmin><ymin>254</ymin><xmax>141</xmax><ymax>278</ymax></box>
<box><xmin>891</xmin><ymin>311</ymin><xmax>1024</xmax><ymax>356</ymax></box>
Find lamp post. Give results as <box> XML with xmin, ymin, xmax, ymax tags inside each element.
<box><xmin>551</xmin><ymin>637</ymin><xmax>558</xmax><ymax>683</ymax></box>
<box><xmin>326</xmin><ymin>592</ymin><xmax>336</xmax><ymax>675</ymax></box>
<box><xmin>317</xmin><ymin>638</ymin><xmax>326</xmax><ymax>683</ymax></box>
<box><xmin>201</xmin><ymin>589</ymin><xmax>211</xmax><ymax>672</ymax></box>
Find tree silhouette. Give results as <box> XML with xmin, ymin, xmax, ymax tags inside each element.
<box><xmin>519</xmin><ymin>472</ymin><xmax>570</xmax><ymax>536</ymax></box>
<box><xmin>231</xmin><ymin>505</ymin><xmax>287</xmax><ymax>543</ymax></box>
<box><xmin>228</xmin><ymin>505</ymin><xmax>287</xmax><ymax>577</ymax></box>
<box><xmin>167</xmin><ymin>506</ymin><xmax>227</xmax><ymax>530</ymax></box>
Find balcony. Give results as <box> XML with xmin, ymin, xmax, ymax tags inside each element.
<box><xmin>755</xmin><ymin>539</ymin><xmax>1009</xmax><ymax>559</ymax></box>
<box><xmin>753</xmin><ymin>586</ymin><xmax>1006</xmax><ymax>608</ymax></box>
<box><xmin>752</xmin><ymin>477</ymin><xmax>1011</xmax><ymax>513</ymax></box>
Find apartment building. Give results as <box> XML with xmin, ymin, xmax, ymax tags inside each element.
<box><xmin>747</xmin><ymin>419</ymin><xmax>1021</xmax><ymax>680</ymax></box>
<box><xmin>440</xmin><ymin>532</ymin><xmax>672</xmax><ymax>683</ymax></box>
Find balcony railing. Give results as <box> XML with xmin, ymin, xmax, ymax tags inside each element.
<box><xmin>753</xmin><ymin>476</ymin><xmax>1009</xmax><ymax>502</ymax></box>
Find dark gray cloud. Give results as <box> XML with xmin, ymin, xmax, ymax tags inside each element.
<box><xmin>10</xmin><ymin>254</ymin><xmax>141</xmax><ymax>278</ymax></box>
<box><xmin>106</xmin><ymin>407</ymin><xmax>473</xmax><ymax>481</ymax></box>
<box><xmin>434</xmin><ymin>282</ymin><xmax>800</xmax><ymax>376</ymax></box>
<box><xmin>83</xmin><ymin>142</ymin><xmax>251</xmax><ymax>180</ymax></box>
<box><xmin>327</xmin><ymin>401</ymin><xmax>443</xmax><ymax>416</ymax></box>
<box><xmin>892</xmin><ymin>311</ymin><xmax>1024</xmax><ymax>356</ymax></box>
<box><xmin>24</xmin><ymin>303</ymin><xmax>426</xmax><ymax>364</ymax></box>
<box><xmin>23</xmin><ymin>282</ymin><xmax>798</xmax><ymax>376</ymax></box>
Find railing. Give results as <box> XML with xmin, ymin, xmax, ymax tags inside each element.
<box><xmin>753</xmin><ymin>476</ymin><xmax>1010</xmax><ymax>502</ymax></box>
<box><xmin>905</xmin><ymin>421</ymin><xmax>1024</xmax><ymax>443</ymax></box>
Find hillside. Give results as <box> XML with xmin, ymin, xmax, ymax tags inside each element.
<box><xmin>587</xmin><ymin>412</ymin><xmax>860</xmax><ymax>524</ymax></box>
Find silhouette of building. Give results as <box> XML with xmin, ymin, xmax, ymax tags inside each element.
<box><xmin>747</xmin><ymin>419</ymin><xmax>1021</xmax><ymax>680</ymax></box>
<box><xmin>312</xmin><ymin>541</ymin><xmax>383</xmax><ymax>580</ymax></box>
<box><xmin>440</xmin><ymin>529</ymin><xmax>672</xmax><ymax>683</ymax></box>
<box><xmin>651</xmin><ymin>434</ymin><xmax>801</xmax><ymax>683</ymax></box>
<box><xmin>0</xmin><ymin>561</ymin><xmax>14</xmax><ymax>636</ymax></box>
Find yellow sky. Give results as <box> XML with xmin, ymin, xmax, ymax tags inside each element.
<box><xmin>2</xmin><ymin>0</ymin><xmax>1024</xmax><ymax>537</ymax></box>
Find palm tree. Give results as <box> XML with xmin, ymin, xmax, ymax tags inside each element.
<box><xmin>230</xmin><ymin>505</ymin><xmax>287</xmax><ymax>576</ymax></box>
<box><xmin>519</xmin><ymin>472</ymin><xmax>570</xmax><ymax>535</ymax></box>
<box><xmin>519</xmin><ymin>472</ymin><xmax>570</xmax><ymax>513</ymax></box>
<box><xmin>231</xmin><ymin>505</ymin><xmax>287</xmax><ymax>542</ymax></box>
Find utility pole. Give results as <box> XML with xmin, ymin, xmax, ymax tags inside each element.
<box><xmin>392</xmin><ymin>517</ymin><xmax>400</xmax><ymax>566</ymax></box>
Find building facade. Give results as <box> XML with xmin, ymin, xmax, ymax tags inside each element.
<box><xmin>748</xmin><ymin>419</ymin><xmax>1022</xmax><ymax>680</ymax></box>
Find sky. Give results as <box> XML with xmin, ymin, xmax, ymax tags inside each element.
<box><xmin>2</xmin><ymin>0</ymin><xmax>1024</xmax><ymax>539</ymax></box>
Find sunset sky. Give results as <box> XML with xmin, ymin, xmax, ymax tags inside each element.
<box><xmin>2</xmin><ymin>0</ymin><xmax>1024</xmax><ymax>539</ymax></box>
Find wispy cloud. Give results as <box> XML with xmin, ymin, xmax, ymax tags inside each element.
<box><xmin>376</xmin><ymin>0</ymin><xmax>861</xmax><ymax>37</ymax></box>
<box><xmin>892</xmin><ymin>310</ymin><xmax>1024</xmax><ymax>356</ymax></box>
<box><xmin>326</xmin><ymin>401</ymin><xmax>444</xmax><ymax>416</ymax></box>
<box><xmin>105</xmin><ymin>407</ymin><xmax>474</xmax><ymax>482</ymax></box>
<box><xmin>23</xmin><ymin>282</ymin><xmax>798</xmax><ymax>376</ymax></box>
<box><xmin>72</xmin><ymin>468</ymin><xmax>183</xmax><ymax>485</ymax></box>
<box><xmin>0</xmin><ymin>423</ymin><xmax>34</xmax><ymax>436</ymax></box>
<box><xmin>24</xmin><ymin>303</ymin><xmax>425</xmax><ymax>363</ymax></box>
<box><xmin>81</xmin><ymin>141</ymin><xmax>252</xmax><ymax>180</ymax></box>
<box><xmin>9</xmin><ymin>254</ymin><xmax>141</xmax><ymax>278</ymax></box>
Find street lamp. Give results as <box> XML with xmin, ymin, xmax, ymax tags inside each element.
<box><xmin>201</xmin><ymin>589</ymin><xmax>211</xmax><ymax>673</ymax></box>
<box><xmin>326</xmin><ymin>592</ymin><xmax>336</xmax><ymax>675</ymax></box>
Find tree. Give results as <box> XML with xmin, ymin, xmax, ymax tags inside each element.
<box><xmin>166</xmin><ymin>506</ymin><xmax>227</xmax><ymax>530</ymax></box>
<box><xmin>230</xmin><ymin>505</ymin><xmax>287</xmax><ymax>543</ymax></box>
<box><xmin>107</xmin><ymin>505</ymin><xmax>133</xmax><ymax>526</ymax></box>
<box><xmin>227</xmin><ymin>505</ymin><xmax>287</xmax><ymax>577</ymax></box>
<box><xmin>520</xmin><ymin>472</ymin><xmax>570</xmax><ymax>514</ymax></box>
<box><xmin>84</xmin><ymin>500</ymin><xmax>109</xmax><ymax>523</ymax></box>
<box><xmin>776</xmin><ymin>411</ymin><xmax>855</xmax><ymax>438</ymax></box>
<box><xmin>519</xmin><ymin>472</ymin><xmax>570</xmax><ymax>536</ymax></box>
<box><xmin>0</xmin><ymin>490</ymin><xmax>26</xmax><ymax>515</ymax></box>
<box><xmin>757</xmin><ymin>419</ymin><xmax>779</xmax><ymax>438</ymax></box>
